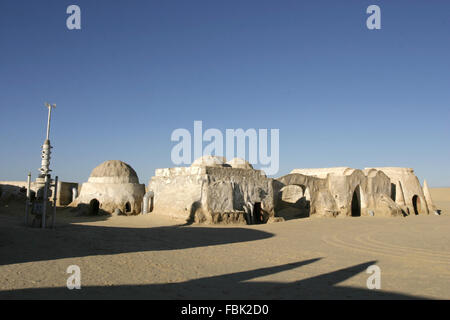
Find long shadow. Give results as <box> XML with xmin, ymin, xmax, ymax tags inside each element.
<box><xmin>0</xmin><ymin>259</ymin><xmax>427</xmax><ymax>299</ymax></box>
<box><xmin>0</xmin><ymin>218</ymin><xmax>274</xmax><ymax>266</ymax></box>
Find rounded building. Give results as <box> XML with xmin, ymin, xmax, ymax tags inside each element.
<box><xmin>73</xmin><ymin>160</ymin><xmax>145</xmax><ymax>215</ymax></box>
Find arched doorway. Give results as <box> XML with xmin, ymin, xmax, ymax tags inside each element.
<box><xmin>253</xmin><ymin>202</ymin><xmax>262</xmax><ymax>224</ymax></box>
<box><xmin>277</xmin><ymin>184</ymin><xmax>311</xmax><ymax>219</ymax></box>
<box><xmin>89</xmin><ymin>199</ymin><xmax>100</xmax><ymax>215</ymax></box>
<box><xmin>351</xmin><ymin>186</ymin><xmax>361</xmax><ymax>217</ymax></box>
<box><xmin>390</xmin><ymin>183</ymin><xmax>396</xmax><ymax>201</ymax></box>
<box><xmin>412</xmin><ymin>195</ymin><xmax>421</xmax><ymax>215</ymax></box>
<box><xmin>279</xmin><ymin>185</ymin><xmax>304</xmax><ymax>207</ymax></box>
<box><xmin>125</xmin><ymin>202</ymin><xmax>132</xmax><ymax>214</ymax></box>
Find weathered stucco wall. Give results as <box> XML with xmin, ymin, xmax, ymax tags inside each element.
<box><xmin>57</xmin><ymin>182</ymin><xmax>79</xmax><ymax>206</ymax></box>
<box><xmin>326</xmin><ymin>170</ymin><xmax>368</xmax><ymax>216</ymax></box>
<box><xmin>149</xmin><ymin>167</ymin><xmax>207</xmax><ymax>220</ymax></box>
<box><xmin>0</xmin><ymin>180</ymin><xmax>78</xmax><ymax>206</ymax></box>
<box><xmin>291</xmin><ymin>167</ymin><xmax>354</xmax><ymax>179</ymax></box>
<box><xmin>274</xmin><ymin>173</ymin><xmax>337</xmax><ymax>217</ymax></box>
<box><xmin>367</xmin><ymin>167</ymin><xmax>429</xmax><ymax>215</ymax></box>
<box><xmin>74</xmin><ymin>182</ymin><xmax>145</xmax><ymax>214</ymax></box>
<box><xmin>148</xmin><ymin>166</ymin><xmax>273</xmax><ymax>224</ymax></box>
<box><xmin>275</xmin><ymin>168</ymin><xmax>403</xmax><ymax>218</ymax></box>
<box><xmin>203</xmin><ymin>167</ymin><xmax>274</xmax><ymax>223</ymax></box>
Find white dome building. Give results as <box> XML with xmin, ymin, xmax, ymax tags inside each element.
<box><xmin>73</xmin><ymin>160</ymin><xmax>145</xmax><ymax>215</ymax></box>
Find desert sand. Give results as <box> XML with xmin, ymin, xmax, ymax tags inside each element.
<box><xmin>429</xmin><ymin>188</ymin><xmax>450</xmax><ymax>215</ymax></box>
<box><xmin>0</xmin><ymin>188</ymin><xmax>449</xmax><ymax>300</ymax></box>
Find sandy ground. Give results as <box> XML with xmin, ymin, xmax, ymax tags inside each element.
<box><xmin>0</xmin><ymin>188</ymin><xmax>449</xmax><ymax>300</ymax></box>
<box><xmin>429</xmin><ymin>188</ymin><xmax>450</xmax><ymax>215</ymax></box>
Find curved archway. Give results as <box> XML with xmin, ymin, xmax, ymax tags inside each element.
<box><xmin>253</xmin><ymin>202</ymin><xmax>263</xmax><ymax>224</ymax></box>
<box><xmin>125</xmin><ymin>202</ymin><xmax>132</xmax><ymax>213</ymax></box>
<box><xmin>89</xmin><ymin>199</ymin><xmax>100</xmax><ymax>215</ymax></box>
<box><xmin>301</xmin><ymin>185</ymin><xmax>311</xmax><ymax>214</ymax></box>
<box><xmin>279</xmin><ymin>185</ymin><xmax>304</xmax><ymax>206</ymax></box>
<box><xmin>390</xmin><ymin>183</ymin><xmax>396</xmax><ymax>201</ymax></box>
<box><xmin>351</xmin><ymin>186</ymin><xmax>361</xmax><ymax>217</ymax></box>
<box><xmin>277</xmin><ymin>184</ymin><xmax>311</xmax><ymax>219</ymax></box>
<box><xmin>412</xmin><ymin>195</ymin><xmax>421</xmax><ymax>215</ymax></box>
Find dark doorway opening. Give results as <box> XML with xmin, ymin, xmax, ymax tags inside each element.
<box><xmin>67</xmin><ymin>189</ymin><xmax>73</xmax><ymax>205</ymax></box>
<box><xmin>351</xmin><ymin>186</ymin><xmax>361</xmax><ymax>217</ymax></box>
<box><xmin>89</xmin><ymin>199</ymin><xmax>100</xmax><ymax>215</ymax></box>
<box><xmin>253</xmin><ymin>202</ymin><xmax>262</xmax><ymax>224</ymax></box>
<box><xmin>125</xmin><ymin>202</ymin><xmax>132</xmax><ymax>213</ymax></box>
<box><xmin>390</xmin><ymin>183</ymin><xmax>396</xmax><ymax>201</ymax></box>
<box><xmin>412</xmin><ymin>195</ymin><xmax>421</xmax><ymax>215</ymax></box>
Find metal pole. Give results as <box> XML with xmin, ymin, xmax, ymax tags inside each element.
<box><xmin>45</xmin><ymin>103</ymin><xmax>55</xmax><ymax>140</ymax></box>
<box><xmin>52</xmin><ymin>176</ymin><xmax>58</xmax><ymax>228</ymax></box>
<box><xmin>46</xmin><ymin>107</ymin><xmax>51</xmax><ymax>140</ymax></box>
<box><xmin>25</xmin><ymin>172</ymin><xmax>31</xmax><ymax>226</ymax></box>
<box><xmin>42</xmin><ymin>175</ymin><xmax>49</xmax><ymax>229</ymax></box>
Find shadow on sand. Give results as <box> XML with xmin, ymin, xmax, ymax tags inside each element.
<box><xmin>0</xmin><ymin>207</ymin><xmax>429</xmax><ymax>300</ymax></box>
<box><xmin>0</xmin><ymin>219</ymin><xmax>275</xmax><ymax>266</ymax></box>
<box><xmin>0</xmin><ymin>259</ymin><xmax>427</xmax><ymax>299</ymax></box>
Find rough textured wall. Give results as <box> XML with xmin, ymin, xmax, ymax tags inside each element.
<box><xmin>0</xmin><ymin>180</ymin><xmax>78</xmax><ymax>207</ymax></box>
<box><xmin>203</xmin><ymin>167</ymin><xmax>274</xmax><ymax>222</ymax></box>
<box><xmin>279</xmin><ymin>185</ymin><xmax>304</xmax><ymax>206</ymax></box>
<box><xmin>367</xmin><ymin>167</ymin><xmax>429</xmax><ymax>215</ymax></box>
<box><xmin>275</xmin><ymin>173</ymin><xmax>336</xmax><ymax>217</ymax></box>
<box><xmin>276</xmin><ymin>169</ymin><xmax>403</xmax><ymax>218</ymax></box>
<box><xmin>148</xmin><ymin>167</ymin><xmax>207</xmax><ymax>220</ymax></box>
<box><xmin>363</xmin><ymin>170</ymin><xmax>397</xmax><ymax>216</ymax></box>
<box><xmin>0</xmin><ymin>181</ymin><xmax>30</xmax><ymax>203</ymax></box>
<box><xmin>148</xmin><ymin>166</ymin><xmax>273</xmax><ymax>224</ymax></box>
<box><xmin>73</xmin><ymin>182</ymin><xmax>145</xmax><ymax>214</ymax></box>
<box><xmin>56</xmin><ymin>182</ymin><xmax>79</xmax><ymax>206</ymax></box>
<box><xmin>326</xmin><ymin>170</ymin><xmax>368</xmax><ymax>216</ymax></box>
<box><xmin>291</xmin><ymin>167</ymin><xmax>354</xmax><ymax>179</ymax></box>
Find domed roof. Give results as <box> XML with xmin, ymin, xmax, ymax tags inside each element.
<box><xmin>226</xmin><ymin>158</ymin><xmax>254</xmax><ymax>169</ymax></box>
<box><xmin>191</xmin><ymin>155</ymin><xmax>227</xmax><ymax>168</ymax></box>
<box><xmin>88</xmin><ymin>160</ymin><xmax>139</xmax><ymax>184</ymax></box>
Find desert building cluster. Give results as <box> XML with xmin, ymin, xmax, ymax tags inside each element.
<box><xmin>0</xmin><ymin>156</ymin><xmax>437</xmax><ymax>225</ymax></box>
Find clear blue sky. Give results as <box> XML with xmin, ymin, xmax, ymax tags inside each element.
<box><xmin>1</xmin><ymin>0</ymin><xmax>449</xmax><ymax>186</ymax></box>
